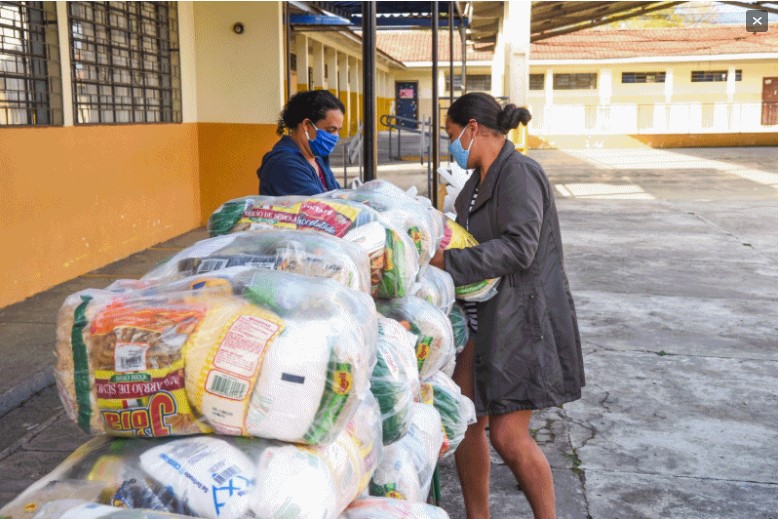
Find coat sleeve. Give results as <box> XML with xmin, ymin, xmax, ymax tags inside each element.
<box><xmin>444</xmin><ymin>159</ymin><xmax>546</xmax><ymax>285</ymax></box>
<box><xmin>259</xmin><ymin>153</ymin><xmax>325</xmax><ymax>196</ymax></box>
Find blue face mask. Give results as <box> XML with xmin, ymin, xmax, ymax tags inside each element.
<box><xmin>305</xmin><ymin>120</ymin><xmax>339</xmax><ymax>157</ymax></box>
<box><xmin>448</xmin><ymin>125</ymin><xmax>473</xmax><ymax>169</ymax></box>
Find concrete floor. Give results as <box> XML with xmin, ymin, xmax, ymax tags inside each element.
<box><xmin>0</xmin><ymin>145</ymin><xmax>776</xmax><ymax>518</ymax></box>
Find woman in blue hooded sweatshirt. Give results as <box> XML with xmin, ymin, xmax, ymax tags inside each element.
<box><xmin>257</xmin><ymin>90</ymin><xmax>345</xmax><ymax>196</ymax></box>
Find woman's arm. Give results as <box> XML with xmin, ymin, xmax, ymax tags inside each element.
<box><xmin>444</xmin><ymin>159</ymin><xmax>546</xmax><ymax>286</ymax></box>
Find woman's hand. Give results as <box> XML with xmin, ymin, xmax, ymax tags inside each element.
<box><xmin>430</xmin><ymin>247</ymin><xmax>446</xmax><ymax>270</ymax></box>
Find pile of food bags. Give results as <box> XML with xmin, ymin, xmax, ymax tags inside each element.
<box><xmin>2</xmin><ymin>179</ymin><xmax>490</xmax><ymax>519</ymax></box>
<box><xmin>207</xmin><ymin>195</ymin><xmax>418</xmax><ymax>299</ymax></box>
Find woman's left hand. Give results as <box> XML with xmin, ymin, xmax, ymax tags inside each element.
<box><xmin>430</xmin><ymin>247</ymin><xmax>445</xmax><ymax>270</ymax></box>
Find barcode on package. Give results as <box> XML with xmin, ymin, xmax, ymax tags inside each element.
<box><xmin>196</xmin><ymin>258</ymin><xmax>230</xmax><ymax>273</ymax></box>
<box><xmin>206</xmin><ymin>371</ymin><xmax>249</xmax><ymax>400</ymax></box>
<box><xmin>115</xmin><ymin>342</ymin><xmax>148</xmax><ymax>373</ymax></box>
<box><xmin>213</xmin><ymin>465</ymin><xmax>240</xmax><ymax>486</ymax></box>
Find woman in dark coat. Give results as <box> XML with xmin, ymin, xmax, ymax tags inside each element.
<box><xmin>257</xmin><ymin>90</ymin><xmax>343</xmax><ymax>196</ymax></box>
<box><xmin>431</xmin><ymin>93</ymin><xmax>584</xmax><ymax>519</ymax></box>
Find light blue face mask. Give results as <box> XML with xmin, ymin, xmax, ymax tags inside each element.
<box><xmin>448</xmin><ymin>125</ymin><xmax>474</xmax><ymax>169</ymax></box>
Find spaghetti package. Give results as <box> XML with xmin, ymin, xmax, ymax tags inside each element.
<box><xmin>368</xmin><ymin>403</ymin><xmax>443</xmax><ymax>503</ymax></box>
<box><xmin>207</xmin><ymin>195</ymin><xmax>418</xmax><ymax>299</ymax></box>
<box><xmin>437</xmin><ymin>211</ymin><xmax>501</xmax><ymax>303</ymax></box>
<box><xmin>341</xmin><ymin>498</ymin><xmax>450</xmax><ymax>519</ymax></box>
<box><xmin>324</xmin><ymin>187</ymin><xmax>439</xmax><ymax>266</ymax></box>
<box><xmin>376</xmin><ymin>297</ymin><xmax>455</xmax><ymax>380</ymax></box>
<box><xmin>55</xmin><ymin>269</ymin><xmax>377</xmax><ymax>445</ymax></box>
<box><xmin>412</xmin><ymin>266</ymin><xmax>456</xmax><ymax>315</ymax></box>
<box><xmin>128</xmin><ymin>230</ymin><xmax>370</xmax><ymax>295</ymax></box>
<box><xmin>371</xmin><ymin>318</ymin><xmax>420</xmax><ymax>445</ymax></box>
<box><xmin>448</xmin><ymin>303</ymin><xmax>469</xmax><ymax>354</ymax></box>
<box><xmin>420</xmin><ymin>371</ymin><xmax>477</xmax><ymax>458</ymax></box>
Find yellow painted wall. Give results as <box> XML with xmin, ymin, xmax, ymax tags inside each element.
<box><xmin>350</xmin><ymin>92</ymin><xmax>359</xmax><ymax>134</ymax></box>
<box><xmin>0</xmin><ymin>124</ymin><xmax>201</xmax><ymax>308</ymax></box>
<box><xmin>339</xmin><ymin>91</ymin><xmax>350</xmax><ymax>138</ymax></box>
<box><xmin>198</xmin><ymin>123</ymin><xmax>278</xmax><ymax>225</ymax></box>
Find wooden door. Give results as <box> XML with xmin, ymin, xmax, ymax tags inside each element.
<box><xmin>762</xmin><ymin>77</ymin><xmax>777</xmax><ymax>126</ymax></box>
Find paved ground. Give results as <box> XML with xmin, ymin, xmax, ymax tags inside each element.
<box><xmin>0</xmin><ymin>144</ymin><xmax>776</xmax><ymax>518</ymax></box>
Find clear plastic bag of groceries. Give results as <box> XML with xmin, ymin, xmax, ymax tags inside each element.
<box><xmin>420</xmin><ymin>371</ymin><xmax>477</xmax><ymax>459</ymax></box>
<box><xmin>1</xmin><ymin>397</ymin><xmax>383</xmax><ymax>519</ymax></box>
<box><xmin>55</xmin><ymin>268</ymin><xmax>377</xmax><ymax>445</ymax></box>
<box><xmin>121</xmin><ymin>230</ymin><xmax>371</xmax><ymax>295</ymax></box>
<box><xmin>432</xmin><ymin>208</ymin><xmax>501</xmax><ymax>302</ymax></box>
<box><xmin>28</xmin><ymin>500</ymin><xmax>196</xmax><ymax>518</ymax></box>
<box><xmin>341</xmin><ymin>497</ymin><xmax>450</xmax><ymax>519</ymax></box>
<box><xmin>375</xmin><ymin>296</ymin><xmax>455</xmax><ymax>380</ymax></box>
<box><xmin>371</xmin><ymin>318</ymin><xmax>420</xmax><ymax>445</ymax></box>
<box><xmin>368</xmin><ymin>403</ymin><xmax>443</xmax><ymax>503</ymax></box>
<box><xmin>448</xmin><ymin>303</ymin><xmax>470</xmax><ymax>354</ymax></box>
<box><xmin>323</xmin><ymin>185</ymin><xmax>438</xmax><ymax>266</ymax></box>
<box><xmin>412</xmin><ymin>265</ymin><xmax>456</xmax><ymax>315</ymax></box>
<box><xmin>207</xmin><ymin>195</ymin><xmax>418</xmax><ymax>299</ymax></box>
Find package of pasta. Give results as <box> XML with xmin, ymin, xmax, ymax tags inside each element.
<box><xmin>436</xmin><ymin>212</ymin><xmax>501</xmax><ymax>303</ymax></box>
<box><xmin>55</xmin><ymin>270</ymin><xmax>377</xmax><ymax>445</ymax></box>
<box><xmin>419</xmin><ymin>371</ymin><xmax>477</xmax><ymax>459</ymax></box>
<box><xmin>207</xmin><ymin>195</ymin><xmax>418</xmax><ymax>299</ymax></box>
<box><xmin>324</xmin><ymin>186</ymin><xmax>439</xmax><ymax>266</ymax></box>
<box><xmin>130</xmin><ymin>230</ymin><xmax>371</xmax><ymax>295</ymax></box>
<box><xmin>368</xmin><ymin>403</ymin><xmax>443</xmax><ymax>503</ymax></box>
<box><xmin>448</xmin><ymin>303</ymin><xmax>470</xmax><ymax>354</ymax></box>
<box><xmin>376</xmin><ymin>297</ymin><xmax>455</xmax><ymax>380</ymax></box>
<box><xmin>341</xmin><ymin>498</ymin><xmax>450</xmax><ymax>519</ymax></box>
<box><xmin>371</xmin><ymin>318</ymin><xmax>420</xmax><ymax>445</ymax></box>
<box><xmin>412</xmin><ymin>265</ymin><xmax>456</xmax><ymax>315</ymax></box>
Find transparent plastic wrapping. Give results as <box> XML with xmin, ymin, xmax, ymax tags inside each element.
<box><xmin>324</xmin><ymin>186</ymin><xmax>438</xmax><ymax>266</ymax></box>
<box><xmin>412</xmin><ymin>266</ymin><xmax>456</xmax><ymax>315</ymax></box>
<box><xmin>125</xmin><ymin>230</ymin><xmax>371</xmax><ymax>295</ymax></box>
<box><xmin>420</xmin><ymin>371</ymin><xmax>477</xmax><ymax>459</ymax></box>
<box><xmin>436</xmin><ymin>211</ymin><xmax>501</xmax><ymax>303</ymax></box>
<box><xmin>341</xmin><ymin>498</ymin><xmax>450</xmax><ymax>518</ymax></box>
<box><xmin>371</xmin><ymin>318</ymin><xmax>420</xmax><ymax>445</ymax></box>
<box><xmin>207</xmin><ymin>195</ymin><xmax>418</xmax><ymax>299</ymax></box>
<box><xmin>448</xmin><ymin>303</ymin><xmax>469</xmax><ymax>354</ymax></box>
<box><xmin>376</xmin><ymin>297</ymin><xmax>455</xmax><ymax>380</ymax></box>
<box><xmin>55</xmin><ymin>269</ymin><xmax>377</xmax><ymax>445</ymax></box>
<box><xmin>30</xmin><ymin>500</ymin><xmax>194</xmax><ymax>518</ymax></box>
<box><xmin>368</xmin><ymin>403</ymin><xmax>443</xmax><ymax>503</ymax></box>
<box><xmin>1</xmin><ymin>398</ymin><xmax>383</xmax><ymax>519</ymax></box>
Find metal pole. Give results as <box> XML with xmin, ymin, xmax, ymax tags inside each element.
<box><xmin>449</xmin><ymin>2</ymin><xmax>454</xmax><ymax>106</ymax></box>
<box><xmin>460</xmin><ymin>23</ymin><xmax>466</xmax><ymax>94</ymax></box>
<box><xmin>284</xmin><ymin>2</ymin><xmax>292</xmax><ymax>100</ymax></box>
<box><xmin>431</xmin><ymin>0</ymin><xmax>439</xmax><ymax>208</ymax></box>
<box><xmin>362</xmin><ymin>2</ymin><xmax>377</xmax><ymax>180</ymax></box>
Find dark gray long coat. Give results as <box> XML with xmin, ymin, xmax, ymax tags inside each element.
<box><xmin>445</xmin><ymin>140</ymin><xmax>585</xmax><ymax>415</ymax></box>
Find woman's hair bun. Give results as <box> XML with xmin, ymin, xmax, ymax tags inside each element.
<box><xmin>498</xmin><ymin>104</ymin><xmax>532</xmax><ymax>133</ymax></box>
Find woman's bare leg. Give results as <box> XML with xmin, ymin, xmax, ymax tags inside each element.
<box><xmin>452</xmin><ymin>338</ymin><xmax>491</xmax><ymax>519</ymax></box>
<box><xmin>489</xmin><ymin>410</ymin><xmax>556</xmax><ymax>519</ymax></box>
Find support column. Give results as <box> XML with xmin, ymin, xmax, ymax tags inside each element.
<box><xmin>598</xmin><ymin>68</ymin><xmax>612</xmax><ymax>132</ymax></box>
<box><xmin>325</xmin><ymin>46</ymin><xmax>337</xmax><ymax>95</ymax></box>
<box><xmin>432</xmin><ymin>0</ymin><xmax>440</xmax><ymax>208</ymax></box>
<box><xmin>338</xmin><ymin>52</ymin><xmax>350</xmax><ymax>138</ymax></box>
<box><xmin>295</xmin><ymin>33</ymin><xmax>309</xmax><ymax>92</ymax></box>
<box><xmin>311</xmin><ymin>39</ymin><xmax>324</xmax><ymax>90</ymax></box>
<box><xmin>504</xmin><ymin>1</ymin><xmax>531</xmax><ymax>107</ymax></box>
<box><xmin>362</xmin><ymin>1</ymin><xmax>377</xmax><ymax>180</ymax></box>
<box><xmin>726</xmin><ymin>65</ymin><xmax>736</xmax><ymax>102</ymax></box>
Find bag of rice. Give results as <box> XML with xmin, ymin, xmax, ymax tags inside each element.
<box><xmin>371</xmin><ymin>318</ymin><xmax>420</xmax><ymax>445</ymax></box>
<box><xmin>411</xmin><ymin>265</ymin><xmax>455</xmax><ymax>315</ymax></box>
<box><xmin>419</xmin><ymin>371</ymin><xmax>477</xmax><ymax>458</ymax></box>
<box><xmin>448</xmin><ymin>303</ymin><xmax>469</xmax><ymax>354</ymax></box>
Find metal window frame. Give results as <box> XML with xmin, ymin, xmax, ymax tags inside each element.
<box><xmin>553</xmin><ymin>72</ymin><xmax>597</xmax><ymax>90</ymax></box>
<box><xmin>621</xmin><ymin>71</ymin><xmax>666</xmax><ymax>84</ymax></box>
<box><xmin>0</xmin><ymin>1</ymin><xmax>63</xmax><ymax>127</ymax></box>
<box><xmin>67</xmin><ymin>1</ymin><xmax>181</xmax><ymax>125</ymax></box>
<box><xmin>529</xmin><ymin>73</ymin><xmax>545</xmax><ymax>90</ymax></box>
<box><xmin>690</xmin><ymin>70</ymin><xmax>743</xmax><ymax>83</ymax></box>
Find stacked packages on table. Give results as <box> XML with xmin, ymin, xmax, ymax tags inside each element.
<box><xmin>1</xmin><ymin>180</ymin><xmax>502</xmax><ymax>519</ymax></box>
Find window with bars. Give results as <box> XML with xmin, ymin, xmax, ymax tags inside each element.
<box><xmin>529</xmin><ymin>73</ymin><xmax>544</xmax><ymax>90</ymax></box>
<box><xmin>553</xmin><ymin>73</ymin><xmax>597</xmax><ymax>90</ymax></box>
<box><xmin>691</xmin><ymin>70</ymin><xmax>742</xmax><ymax>82</ymax></box>
<box><xmin>445</xmin><ymin>74</ymin><xmax>491</xmax><ymax>94</ymax></box>
<box><xmin>68</xmin><ymin>1</ymin><xmax>181</xmax><ymax>124</ymax></box>
<box><xmin>622</xmin><ymin>72</ymin><xmax>666</xmax><ymax>84</ymax></box>
<box><xmin>0</xmin><ymin>1</ymin><xmax>62</xmax><ymax>126</ymax></box>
